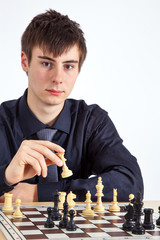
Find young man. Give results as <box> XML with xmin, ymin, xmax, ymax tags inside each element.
<box><xmin>0</xmin><ymin>9</ymin><xmax>143</xmax><ymax>202</ymax></box>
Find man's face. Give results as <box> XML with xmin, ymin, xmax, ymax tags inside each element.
<box><xmin>21</xmin><ymin>45</ymin><xmax>79</xmax><ymax>109</ymax></box>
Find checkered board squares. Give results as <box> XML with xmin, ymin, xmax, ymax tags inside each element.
<box><xmin>1</xmin><ymin>204</ymin><xmax>160</xmax><ymax>240</ymax></box>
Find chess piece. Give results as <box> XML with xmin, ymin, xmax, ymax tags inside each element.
<box><xmin>124</xmin><ymin>193</ymin><xmax>134</xmax><ymax>211</ymax></box>
<box><xmin>129</xmin><ymin>194</ymin><xmax>134</xmax><ymax>202</ymax></box>
<box><xmin>109</xmin><ymin>188</ymin><xmax>120</xmax><ymax>212</ymax></box>
<box><xmin>122</xmin><ymin>204</ymin><xmax>134</xmax><ymax>231</ymax></box>
<box><xmin>67</xmin><ymin>191</ymin><xmax>77</xmax><ymax>214</ymax></box>
<box><xmin>82</xmin><ymin>191</ymin><xmax>94</xmax><ymax>216</ymax></box>
<box><xmin>143</xmin><ymin>208</ymin><xmax>155</xmax><ymax>230</ymax></box>
<box><xmin>122</xmin><ymin>196</ymin><xmax>134</xmax><ymax>231</ymax></box>
<box><xmin>66</xmin><ymin>209</ymin><xmax>77</xmax><ymax>231</ymax></box>
<box><xmin>132</xmin><ymin>192</ymin><xmax>145</xmax><ymax>235</ymax></box>
<box><xmin>52</xmin><ymin>190</ymin><xmax>61</xmax><ymax>221</ymax></box>
<box><xmin>13</xmin><ymin>199</ymin><xmax>23</xmax><ymax>218</ymax></box>
<box><xmin>59</xmin><ymin>198</ymin><xmax>69</xmax><ymax>228</ymax></box>
<box><xmin>123</xmin><ymin>193</ymin><xmax>135</xmax><ymax>230</ymax></box>
<box><xmin>2</xmin><ymin>193</ymin><xmax>13</xmax><ymax>211</ymax></box>
<box><xmin>45</xmin><ymin>207</ymin><xmax>55</xmax><ymax>228</ymax></box>
<box><xmin>58</xmin><ymin>192</ymin><xmax>66</xmax><ymax>210</ymax></box>
<box><xmin>93</xmin><ymin>177</ymin><xmax>105</xmax><ymax>212</ymax></box>
<box><xmin>56</xmin><ymin>153</ymin><xmax>73</xmax><ymax>178</ymax></box>
<box><xmin>156</xmin><ymin>206</ymin><xmax>160</xmax><ymax>225</ymax></box>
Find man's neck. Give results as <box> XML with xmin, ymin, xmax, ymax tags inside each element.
<box><xmin>27</xmin><ymin>98</ymin><xmax>64</xmax><ymax>127</ymax></box>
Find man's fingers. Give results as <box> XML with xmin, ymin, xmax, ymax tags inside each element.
<box><xmin>45</xmin><ymin>158</ymin><xmax>59</xmax><ymax>166</ymax></box>
<box><xmin>35</xmin><ymin>140</ymin><xmax>65</xmax><ymax>153</ymax></box>
<box><xmin>22</xmin><ymin>155</ymin><xmax>42</xmax><ymax>176</ymax></box>
<box><xmin>45</xmin><ymin>156</ymin><xmax>63</xmax><ymax>167</ymax></box>
<box><xmin>24</xmin><ymin>140</ymin><xmax>64</xmax><ymax>166</ymax></box>
<box><xmin>6</xmin><ymin>140</ymin><xmax>65</xmax><ymax>184</ymax></box>
<box><xmin>26</xmin><ymin>150</ymin><xmax>48</xmax><ymax>177</ymax></box>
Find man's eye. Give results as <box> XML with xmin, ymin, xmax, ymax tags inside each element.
<box><xmin>65</xmin><ymin>64</ymin><xmax>73</xmax><ymax>70</ymax></box>
<box><xmin>42</xmin><ymin>62</ymin><xmax>51</xmax><ymax>67</ymax></box>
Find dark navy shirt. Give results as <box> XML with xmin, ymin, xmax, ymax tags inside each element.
<box><xmin>0</xmin><ymin>89</ymin><xmax>143</xmax><ymax>201</ymax></box>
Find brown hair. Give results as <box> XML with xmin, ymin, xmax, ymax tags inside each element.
<box><xmin>21</xmin><ymin>9</ymin><xmax>87</xmax><ymax>71</ymax></box>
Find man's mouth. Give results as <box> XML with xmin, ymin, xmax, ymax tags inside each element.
<box><xmin>46</xmin><ymin>89</ymin><xmax>64</xmax><ymax>96</ymax></box>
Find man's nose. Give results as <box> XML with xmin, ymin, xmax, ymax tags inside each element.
<box><xmin>51</xmin><ymin>67</ymin><xmax>63</xmax><ymax>84</ymax></box>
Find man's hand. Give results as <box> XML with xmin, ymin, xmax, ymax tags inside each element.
<box><xmin>5</xmin><ymin>140</ymin><xmax>64</xmax><ymax>185</ymax></box>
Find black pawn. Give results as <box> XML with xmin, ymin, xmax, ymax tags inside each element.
<box><xmin>132</xmin><ymin>192</ymin><xmax>145</xmax><ymax>235</ymax></box>
<box><xmin>59</xmin><ymin>198</ymin><xmax>69</xmax><ymax>228</ymax></box>
<box><xmin>143</xmin><ymin>208</ymin><xmax>155</xmax><ymax>230</ymax></box>
<box><xmin>52</xmin><ymin>190</ymin><xmax>61</xmax><ymax>221</ymax></box>
<box><xmin>44</xmin><ymin>207</ymin><xmax>55</xmax><ymax>228</ymax></box>
<box><xmin>156</xmin><ymin>206</ymin><xmax>160</xmax><ymax>225</ymax></box>
<box><xmin>66</xmin><ymin>209</ymin><xmax>77</xmax><ymax>231</ymax></box>
<box><xmin>122</xmin><ymin>204</ymin><xmax>134</xmax><ymax>231</ymax></box>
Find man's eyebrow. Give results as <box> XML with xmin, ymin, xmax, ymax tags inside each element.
<box><xmin>38</xmin><ymin>56</ymin><xmax>55</xmax><ymax>62</ymax></box>
<box><xmin>38</xmin><ymin>56</ymin><xmax>79</xmax><ymax>64</ymax></box>
<box><xmin>63</xmin><ymin>60</ymin><xmax>79</xmax><ymax>64</ymax></box>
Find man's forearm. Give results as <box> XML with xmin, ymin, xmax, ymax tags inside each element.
<box><xmin>37</xmin><ymin>167</ymin><xmax>143</xmax><ymax>202</ymax></box>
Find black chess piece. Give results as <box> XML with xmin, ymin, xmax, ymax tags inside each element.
<box><xmin>122</xmin><ymin>204</ymin><xmax>134</xmax><ymax>231</ymax></box>
<box><xmin>59</xmin><ymin>198</ymin><xmax>69</xmax><ymax>228</ymax></box>
<box><xmin>66</xmin><ymin>209</ymin><xmax>77</xmax><ymax>231</ymax></box>
<box><xmin>52</xmin><ymin>189</ymin><xmax>61</xmax><ymax>221</ymax></box>
<box><xmin>143</xmin><ymin>208</ymin><xmax>155</xmax><ymax>230</ymax></box>
<box><xmin>44</xmin><ymin>207</ymin><xmax>55</xmax><ymax>228</ymax></box>
<box><xmin>156</xmin><ymin>206</ymin><xmax>160</xmax><ymax>226</ymax></box>
<box><xmin>132</xmin><ymin>192</ymin><xmax>145</xmax><ymax>235</ymax></box>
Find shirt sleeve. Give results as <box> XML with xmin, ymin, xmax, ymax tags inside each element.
<box><xmin>0</xmin><ymin>125</ymin><xmax>15</xmax><ymax>196</ymax></box>
<box><xmin>0</xmin><ymin>165</ymin><xmax>14</xmax><ymax>196</ymax></box>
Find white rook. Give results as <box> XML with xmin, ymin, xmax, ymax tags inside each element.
<box><xmin>2</xmin><ymin>193</ymin><xmax>13</xmax><ymax>211</ymax></box>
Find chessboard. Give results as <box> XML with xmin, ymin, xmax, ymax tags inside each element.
<box><xmin>0</xmin><ymin>203</ymin><xmax>160</xmax><ymax>240</ymax></box>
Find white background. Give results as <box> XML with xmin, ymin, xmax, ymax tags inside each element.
<box><xmin>0</xmin><ymin>0</ymin><xmax>160</xmax><ymax>200</ymax></box>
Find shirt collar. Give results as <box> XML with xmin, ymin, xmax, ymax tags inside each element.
<box><xmin>18</xmin><ymin>89</ymin><xmax>71</xmax><ymax>138</ymax></box>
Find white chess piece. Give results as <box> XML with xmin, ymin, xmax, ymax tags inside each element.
<box><xmin>82</xmin><ymin>191</ymin><xmax>94</xmax><ymax>215</ymax></box>
<box><xmin>93</xmin><ymin>177</ymin><xmax>105</xmax><ymax>212</ymax></box>
<box><xmin>58</xmin><ymin>192</ymin><xmax>66</xmax><ymax>210</ymax></box>
<box><xmin>2</xmin><ymin>193</ymin><xmax>13</xmax><ymax>211</ymax></box>
<box><xmin>129</xmin><ymin>194</ymin><xmax>134</xmax><ymax>205</ymax></box>
<box><xmin>13</xmin><ymin>199</ymin><xmax>23</xmax><ymax>218</ymax></box>
<box><xmin>67</xmin><ymin>191</ymin><xmax>77</xmax><ymax>215</ymax></box>
<box><xmin>56</xmin><ymin>153</ymin><xmax>73</xmax><ymax>178</ymax></box>
<box><xmin>109</xmin><ymin>188</ymin><xmax>120</xmax><ymax>212</ymax></box>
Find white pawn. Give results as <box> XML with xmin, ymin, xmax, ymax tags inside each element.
<box><xmin>13</xmin><ymin>199</ymin><xmax>23</xmax><ymax>218</ymax></box>
<box><xmin>2</xmin><ymin>193</ymin><xmax>13</xmax><ymax>211</ymax></box>
<box><xmin>82</xmin><ymin>191</ymin><xmax>94</xmax><ymax>216</ymax></box>
<box><xmin>129</xmin><ymin>194</ymin><xmax>134</xmax><ymax>205</ymax></box>
<box><xmin>93</xmin><ymin>177</ymin><xmax>105</xmax><ymax>212</ymax></box>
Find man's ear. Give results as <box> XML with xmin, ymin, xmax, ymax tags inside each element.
<box><xmin>21</xmin><ymin>52</ymin><xmax>29</xmax><ymax>72</ymax></box>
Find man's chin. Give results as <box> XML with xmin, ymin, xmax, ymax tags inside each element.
<box><xmin>44</xmin><ymin>99</ymin><xmax>65</xmax><ymax>107</ymax></box>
